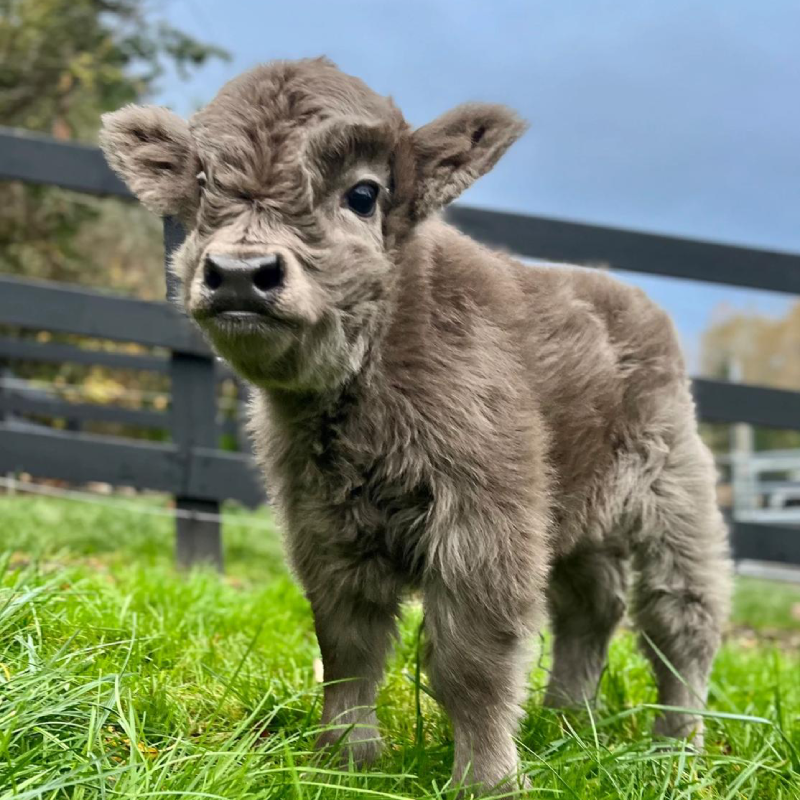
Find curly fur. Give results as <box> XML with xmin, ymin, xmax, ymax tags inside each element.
<box><xmin>100</xmin><ymin>57</ymin><xmax>732</xmax><ymax>795</ymax></box>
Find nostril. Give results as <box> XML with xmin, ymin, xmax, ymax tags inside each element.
<box><xmin>203</xmin><ymin>257</ymin><xmax>223</xmax><ymax>291</ymax></box>
<box><xmin>252</xmin><ymin>256</ymin><xmax>283</xmax><ymax>293</ymax></box>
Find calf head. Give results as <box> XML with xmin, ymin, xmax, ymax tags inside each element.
<box><xmin>100</xmin><ymin>58</ymin><xmax>525</xmax><ymax>391</ymax></box>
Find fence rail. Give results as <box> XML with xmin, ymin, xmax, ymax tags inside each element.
<box><xmin>0</xmin><ymin>274</ymin><xmax>209</xmax><ymax>355</ymax></box>
<box><xmin>2</xmin><ymin>126</ymin><xmax>800</xmax><ymax>567</ymax></box>
<box><xmin>0</xmin><ymin>425</ymin><xmax>262</xmax><ymax>505</ymax></box>
<box><xmin>0</xmin><ymin>128</ymin><xmax>131</xmax><ymax>198</ymax></box>
<box><xmin>0</xmin><ymin>336</ymin><xmax>171</xmax><ymax>372</ymax></box>
<box><xmin>447</xmin><ymin>206</ymin><xmax>800</xmax><ymax>295</ymax></box>
<box><xmin>692</xmin><ymin>379</ymin><xmax>800</xmax><ymax>431</ymax></box>
<box><xmin>0</xmin><ymin>388</ymin><xmax>167</xmax><ymax>429</ymax></box>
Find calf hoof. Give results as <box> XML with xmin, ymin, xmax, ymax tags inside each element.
<box><xmin>654</xmin><ymin>714</ymin><xmax>705</xmax><ymax>751</ymax></box>
<box><xmin>453</xmin><ymin>769</ymin><xmax>530</xmax><ymax>799</ymax></box>
<box><xmin>314</xmin><ymin>727</ymin><xmax>383</xmax><ymax>768</ymax></box>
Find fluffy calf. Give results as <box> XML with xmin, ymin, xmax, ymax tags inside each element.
<box><xmin>101</xmin><ymin>58</ymin><xmax>731</xmax><ymax>794</ymax></box>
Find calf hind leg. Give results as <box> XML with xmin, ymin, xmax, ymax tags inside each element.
<box><xmin>544</xmin><ymin>545</ymin><xmax>629</xmax><ymax>707</ymax></box>
<box><xmin>632</xmin><ymin>437</ymin><xmax>732</xmax><ymax>747</ymax></box>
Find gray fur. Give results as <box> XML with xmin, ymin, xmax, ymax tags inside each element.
<box><xmin>100</xmin><ymin>57</ymin><xmax>732</xmax><ymax>795</ymax></box>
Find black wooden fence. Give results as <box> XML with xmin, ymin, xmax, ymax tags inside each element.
<box><xmin>2</xmin><ymin>125</ymin><xmax>800</xmax><ymax>566</ymax></box>
<box><xmin>0</xmin><ymin>273</ymin><xmax>264</xmax><ymax>569</ymax></box>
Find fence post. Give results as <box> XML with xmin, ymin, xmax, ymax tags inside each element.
<box><xmin>164</xmin><ymin>217</ymin><xmax>223</xmax><ymax>570</ymax></box>
<box><xmin>0</xmin><ymin>361</ymin><xmax>10</xmax><ymax>495</ymax></box>
<box><xmin>0</xmin><ymin>361</ymin><xmax>8</xmax><ymax>425</ymax></box>
<box><xmin>727</xmin><ymin>358</ymin><xmax>756</xmax><ymax>523</ymax></box>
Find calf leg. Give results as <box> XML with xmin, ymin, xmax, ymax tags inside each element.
<box><xmin>423</xmin><ymin>580</ymin><xmax>541</xmax><ymax>795</ymax></box>
<box><xmin>632</xmin><ymin>435</ymin><xmax>732</xmax><ymax>747</ymax></box>
<box><xmin>311</xmin><ymin>592</ymin><xmax>399</xmax><ymax>766</ymax></box>
<box><xmin>544</xmin><ymin>546</ymin><xmax>629</xmax><ymax>707</ymax></box>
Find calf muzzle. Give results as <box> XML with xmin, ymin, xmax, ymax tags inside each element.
<box><xmin>202</xmin><ymin>253</ymin><xmax>284</xmax><ymax>316</ymax></box>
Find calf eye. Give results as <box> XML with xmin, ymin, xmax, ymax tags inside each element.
<box><xmin>196</xmin><ymin>170</ymin><xmax>207</xmax><ymax>189</ymax></box>
<box><xmin>345</xmin><ymin>181</ymin><xmax>379</xmax><ymax>218</ymax></box>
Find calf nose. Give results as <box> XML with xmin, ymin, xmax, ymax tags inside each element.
<box><xmin>203</xmin><ymin>254</ymin><xmax>284</xmax><ymax>306</ymax></box>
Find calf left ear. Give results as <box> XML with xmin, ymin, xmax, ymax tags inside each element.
<box><xmin>410</xmin><ymin>103</ymin><xmax>527</xmax><ymax>219</ymax></box>
<box><xmin>99</xmin><ymin>105</ymin><xmax>199</xmax><ymax>222</ymax></box>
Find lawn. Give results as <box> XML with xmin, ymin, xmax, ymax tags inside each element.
<box><xmin>0</xmin><ymin>494</ymin><xmax>799</xmax><ymax>799</ymax></box>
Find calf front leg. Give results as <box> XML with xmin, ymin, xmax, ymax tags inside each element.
<box><xmin>423</xmin><ymin>579</ymin><xmax>542</xmax><ymax>795</ymax></box>
<box><xmin>310</xmin><ymin>591</ymin><xmax>399</xmax><ymax>766</ymax></box>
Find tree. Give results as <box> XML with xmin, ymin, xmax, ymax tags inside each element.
<box><xmin>0</xmin><ymin>0</ymin><xmax>228</xmax><ymax>296</ymax></box>
<box><xmin>701</xmin><ymin>302</ymin><xmax>800</xmax><ymax>451</ymax></box>
<box><xmin>702</xmin><ymin>303</ymin><xmax>800</xmax><ymax>392</ymax></box>
<box><xmin>0</xmin><ymin>0</ymin><xmax>227</xmax><ymax>139</ymax></box>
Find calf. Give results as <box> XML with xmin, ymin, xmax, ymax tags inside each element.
<box><xmin>101</xmin><ymin>57</ymin><xmax>731</xmax><ymax>794</ymax></box>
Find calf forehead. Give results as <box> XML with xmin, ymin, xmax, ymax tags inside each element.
<box><xmin>188</xmin><ymin>59</ymin><xmax>401</xmax><ymax>210</ymax></box>
<box><xmin>191</xmin><ymin>58</ymin><xmax>397</xmax><ymax>157</ymax></box>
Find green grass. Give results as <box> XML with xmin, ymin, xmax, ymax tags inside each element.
<box><xmin>0</xmin><ymin>494</ymin><xmax>799</xmax><ymax>798</ymax></box>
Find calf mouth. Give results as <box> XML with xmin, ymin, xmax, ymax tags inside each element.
<box><xmin>214</xmin><ymin>310</ymin><xmax>270</xmax><ymax>323</ymax></box>
<box><xmin>192</xmin><ymin>306</ymin><xmax>298</xmax><ymax>336</ymax></box>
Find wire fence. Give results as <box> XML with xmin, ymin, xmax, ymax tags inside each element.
<box><xmin>0</xmin><ymin>475</ymin><xmax>275</xmax><ymax>531</ymax></box>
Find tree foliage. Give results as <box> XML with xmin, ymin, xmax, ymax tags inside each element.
<box><xmin>701</xmin><ymin>302</ymin><xmax>800</xmax><ymax>451</ymax></box>
<box><xmin>0</xmin><ymin>0</ymin><xmax>228</xmax><ymax>296</ymax></box>
<box><xmin>702</xmin><ymin>303</ymin><xmax>800</xmax><ymax>392</ymax></box>
<box><xmin>0</xmin><ymin>0</ymin><xmax>227</xmax><ymax>138</ymax></box>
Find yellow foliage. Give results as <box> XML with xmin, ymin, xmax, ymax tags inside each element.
<box><xmin>702</xmin><ymin>302</ymin><xmax>800</xmax><ymax>392</ymax></box>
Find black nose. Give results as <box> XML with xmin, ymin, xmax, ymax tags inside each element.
<box><xmin>202</xmin><ymin>253</ymin><xmax>284</xmax><ymax>310</ymax></box>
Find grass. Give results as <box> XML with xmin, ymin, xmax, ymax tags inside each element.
<box><xmin>0</xmin><ymin>493</ymin><xmax>798</xmax><ymax>798</ymax></box>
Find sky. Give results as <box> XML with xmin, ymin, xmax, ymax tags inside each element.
<box><xmin>152</xmin><ymin>0</ymin><xmax>800</xmax><ymax>373</ymax></box>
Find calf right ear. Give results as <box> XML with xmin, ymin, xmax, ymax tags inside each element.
<box><xmin>410</xmin><ymin>103</ymin><xmax>527</xmax><ymax>220</ymax></box>
<box><xmin>99</xmin><ymin>105</ymin><xmax>199</xmax><ymax>221</ymax></box>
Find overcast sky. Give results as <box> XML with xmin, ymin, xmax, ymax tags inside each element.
<box><xmin>153</xmin><ymin>0</ymin><xmax>800</xmax><ymax>371</ymax></box>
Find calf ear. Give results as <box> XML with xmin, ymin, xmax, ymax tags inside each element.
<box><xmin>99</xmin><ymin>105</ymin><xmax>199</xmax><ymax>221</ymax></box>
<box><xmin>410</xmin><ymin>103</ymin><xmax>526</xmax><ymax>219</ymax></box>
